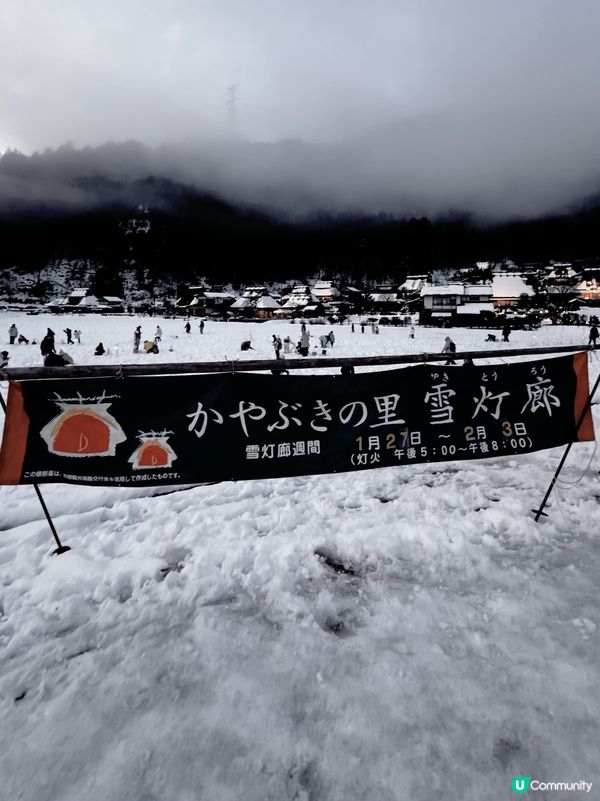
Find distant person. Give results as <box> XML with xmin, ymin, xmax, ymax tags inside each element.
<box><xmin>40</xmin><ymin>329</ymin><xmax>56</xmax><ymax>358</ymax></box>
<box><xmin>328</xmin><ymin>330</ymin><xmax>335</xmax><ymax>346</ymax></box>
<box><xmin>44</xmin><ymin>351</ymin><xmax>71</xmax><ymax>367</ymax></box>
<box><xmin>133</xmin><ymin>326</ymin><xmax>142</xmax><ymax>353</ymax></box>
<box><xmin>462</xmin><ymin>357</ymin><xmax>475</xmax><ymax>369</ymax></box>
<box><xmin>361</xmin><ymin>323</ymin><xmax>365</xmax><ymax>334</ymax></box>
<box><xmin>95</xmin><ymin>342</ymin><xmax>106</xmax><ymax>356</ymax></box>
<box><xmin>589</xmin><ymin>325</ymin><xmax>599</xmax><ymax>348</ymax></box>
<box><xmin>17</xmin><ymin>334</ymin><xmax>29</xmax><ymax>344</ymax></box>
<box><xmin>442</xmin><ymin>336</ymin><xmax>456</xmax><ymax>365</ymax></box>
<box><xmin>73</xmin><ymin>329</ymin><xmax>81</xmax><ymax>344</ymax></box>
<box><xmin>58</xmin><ymin>349</ymin><xmax>74</xmax><ymax>365</ymax></box>
<box><xmin>409</xmin><ymin>326</ymin><xmax>415</xmax><ymax>339</ymax></box>
<box><xmin>301</xmin><ymin>321</ymin><xmax>307</xmax><ymax>334</ymax></box>
<box><xmin>1</xmin><ymin>351</ymin><xmax>9</xmax><ymax>368</ymax></box>
<box><xmin>240</xmin><ymin>340</ymin><xmax>254</xmax><ymax>351</ymax></box>
<box><xmin>299</xmin><ymin>329</ymin><xmax>310</xmax><ymax>356</ymax></box>
<box><xmin>283</xmin><ymin>336</ymin><xmax>293</xmax><ymax>354</ymax></box>
<box><xmin>199</xmin><ymin>320</ymin><xmax>205</xmax><ymax>334</ymax></box>
<box><xmin>185</xmin><ymin>321</ymin><xmax>191</xmax><ymax>334</ymax></box>
<box><xmin>272</xmin><ymin>334</ymin><xmax>282</xmax><ymax>359</ymax></box>
<box><xmin>8</xmin><ymin>324</ymin><xmax>18</xmax><ymax>344</ymax></box>
<box><xmin>63</xmin><ymin>327</ymin><xmax>74</xmax><ymax>344</ymax></box>
<box><xmin>144</xmin><ymin>340</ymin><xmax>159</xmax><ymax>354</ymax></box>
<box><xmin>319</xmin><ymin>333</ymin><xmax>329</xmax><ymax>350</ymax></box>
<box><xmin>351</xmin><ymin>323</ymin><xmax>355</xmax><ymax>333</ymax></box>
<box><xmin>502</xmin><ymin>324</ymin><xmax>511</xmax><ymax>343</ymax></box>
<box><xmin>155</xmin><ymin>325</ymin><xmax>162</xmax><ymax>342</ymax></box>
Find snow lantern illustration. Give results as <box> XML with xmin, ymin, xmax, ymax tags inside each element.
<box><xmin>128</xmin><ymin>431</ymin><xmax>177</xmax><ymax>470</ymax></box>
<box><xmin>40</xmin><ymin>391</ymin><xmax>127</xmax><ymax>458</ymax></box>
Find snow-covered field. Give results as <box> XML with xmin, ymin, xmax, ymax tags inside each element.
<box><xmin>1</xmin><ymin>311</ymin><xmax>599</xmax><ymax>801</ymax></box>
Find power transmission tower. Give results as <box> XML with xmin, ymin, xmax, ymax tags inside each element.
<box><xmin>226</xmin><ymin>84</ymin><xmax>239</xmax><ymax>135</ymax></box>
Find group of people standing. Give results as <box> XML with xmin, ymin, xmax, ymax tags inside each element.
<box><xmin>63</xmin><ymin>327</ymin><xmax>81</xmax><ymax>345</ymax></box>
<box><xmin>8</xmin><ymin>323</ymin><xmax>30</xmax><ymax>345</ymax></box>
<box><xmin>40</xmin><ymin>328</ymin><xmax>74</xmax><ymax>366</ymax></box>
<box><xmin>269</xmin><ymin>325</ymin><xmax>337</xmax><ymax>358</ymax></box>
<box><xmin>350</xmin><ymin>322</ymin><xmax>381</xmax><ymax>334</ymax></box>
<box><xmin>184</xmin><ymin>320</ymin><xmax>205</xmax><ymax>334</ymax></box>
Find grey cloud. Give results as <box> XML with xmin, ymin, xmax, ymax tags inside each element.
<box><xmin>1</xmin><ymin>0</ymin><xmax>599</xmax><ymax>220</ymax></box>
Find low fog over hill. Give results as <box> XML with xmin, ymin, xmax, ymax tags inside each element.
<box><xmin>1</xmin><ymin>124</ymin><xmax>600</xmax><ymax>222</ymax></box>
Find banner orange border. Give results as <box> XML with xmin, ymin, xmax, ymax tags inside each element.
<box><xmin>573</xmin><ymin>352</ymin><xmax>595</xmax><ymax>441</ymax></box>
<box><xmin>0</xmin><ymin>381</ymin><xmax>31</xmax><ymax>484</ymax></box>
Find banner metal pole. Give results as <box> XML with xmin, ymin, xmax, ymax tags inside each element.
<box><xmin>532</xmin><ymin>360</ymin><xmax>600</xmax><ymax>522</ymax></box>
<box><xmin>0</xmin><ymin>387</ymin><xmax>70</xmax><ymax>555</ymax></box>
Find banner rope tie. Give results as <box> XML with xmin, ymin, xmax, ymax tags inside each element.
<box><xmin>556</xmin><ymin>440</ymin><xmax>598</xmax><ymax>488</ymax></box>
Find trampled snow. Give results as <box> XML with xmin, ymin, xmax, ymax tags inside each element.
<box><xmin>1</xmin><ymin>312</ymin><xmax>599</xmax><ymax>801</ymax></box>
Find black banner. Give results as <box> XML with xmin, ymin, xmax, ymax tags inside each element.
<box><xmin>0</xmin><ymin>354</ymin><xmax>594</xmax><ymax>486</ymax></box>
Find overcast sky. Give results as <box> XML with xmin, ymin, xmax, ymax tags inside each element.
<box><xmin>1</xmin><ymin>0</ymin><xmax>600</xmax><ymax>218</ymax></box>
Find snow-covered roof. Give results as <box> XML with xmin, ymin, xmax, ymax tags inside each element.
<box><xmin>312</xmin><ymin>286</ymin><xmax>340</xmax><ymax>299</ymax></box>
<box><xmin>69</xmin><ymin>288</ymin><xmax>90</xmax><ymax>298</ymax></box>
<box><xmin>547</xmin><ymin>267</ymin><xmax>578</xmax><ymax>280</ymax></box>
<box><xmin>240</xmin><ymin>286</ymin><xmax>267</xmax><ymax>298</ymax></box>
<box><xmin>422</xmin><ymin>283</ymin><xmax>494</xmax><ymax>298</ymax></box>
<box><xmin>282</xmin><ymin>296</ymin><xmax>312</xmax><ymax>308</ymax></box>
<box><xmin>101</xmin><ymin>296</ymin><xmax>124</xmax><ymax>303</ymax></box>
<box><xmin>574</xmin><ymin>279</ymin><xmax>600</xmax><ymax>291</ymax></box>
<box><xmin>232</xmin><ymin>292</ymin><xmax>280</xmax><ymax>310</ymax></box>
<box><xmin>420</xmin><ymin>283</ymin><xmax>465</xmax><ymax>296</ymax></box>
<box><xmin>492</xmin><ymin>274</ymin><xmax>534</xmax><ymax>298</ymax></box>
<box><xmin>464</xmin><ymin>285</ymin><xmax>493</xmax><ymax>296</ymax></box>
<box><xmin>456</xmin><ymin>302</ymin><xmax>495</xmax><ymax>315</ymax></box>
<box><xmin>204</xmin><ymin>291</ymin><xmax>235</xmax><ymax>300</ymax></box>
<box><xmin>256</xmin><ymin>296</ymin><xmax>281</xmax><ymax>309</ymax></box>
<box><xmin>399</xmin><ymin>278</ymin><xmax>425</xmax><ymax>292</ymax></box>
<box><xmin>368</xmin><ymin>293</ymin><xmax>399</xmax><ymax>303</ymax></box>
<box><xmin>78</xmin><ymin>295</ymin><xmax>99</xmax><ymax>306</ymax></box>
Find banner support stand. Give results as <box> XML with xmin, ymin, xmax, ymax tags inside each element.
<box><xmin>0</xmin><ymin>390</ymin><xmax>70</xmax><ymax>555</ymax></box>
<box><xmin>532</xmin><ymin>362</ymin><xmax>600</xmax><ymax>522</ymax></box>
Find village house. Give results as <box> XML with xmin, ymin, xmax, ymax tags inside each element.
<box><xmin>366</xmin><ymin>284</ymin><xmax>403</xmax><ymax>313</ymax></box>
<box><xmin>419</xmin><ymin>283</ymin><xmax>494</xmax><ymax>325</ymax></box>
<box><xmin>229</xmin><ymin>286</ymin><xmax>281</xmax><ymax>319</ymax></box>
<box><xmin>311</xmin><ymin>281</ymin><xmax>341</xmax><ymax>304</ymax></box>
<box><xmin>175</xmin><ymin>285</ymin><xmax>237</xmax><ymax>317</ymax></box>
<box><xmin>398</xmin><ymin>275</ymin><xmax>428</xmax><ymax>298</ymax></box>
<box><xmin>573</xmin><ymin>274</ymin><xmax>600</xmax><ymax>302</ymax></box>
<box><xmin>280</xmin><ymin>285</ymin><xmax>314</xmax><ymax>315</ymax></box>
<box><xmin>46</xmin><ymin>287</ymin><xmax>125</xmax><ymax>313</ymax></box>
<box><xmin>491</xmin><ymin>273</ymin><xmax>535</xmax><ymax>308</ymax></box>
<box><xmin>544</xmin><ymin>263</ymin><xmax>580</xmax><ymax>305</ymax></box>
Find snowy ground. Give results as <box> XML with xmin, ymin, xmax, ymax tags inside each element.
<box><xmin>1</xmin><ymin>311</ymin><xmax>599</xmax><ymax>801</ymax></box>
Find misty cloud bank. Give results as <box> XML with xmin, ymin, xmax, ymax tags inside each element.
<box><xmin>1</xmin><ymin>107</ymin><xmax>600</xmax><ymax>224</ymax></box>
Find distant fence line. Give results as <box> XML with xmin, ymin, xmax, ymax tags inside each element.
<box><xmin>0</xmin><ymin>345</ymin><xmax>591</xmax><ymax>382</ymax></box>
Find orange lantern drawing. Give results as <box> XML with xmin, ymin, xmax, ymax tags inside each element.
<box><xmin>128</xmin><ymin>431</ymin><xmax>177</xmax><ymax>470</ymax></box>
<box><xmin>40</xmin><ymin>392</ymin><xmax>127</xmax><ymax>457</ymax></box>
